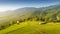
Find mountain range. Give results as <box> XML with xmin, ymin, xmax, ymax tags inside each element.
<box><xmin>0</xmin><ymin>4</ymin><xmax>60</xmax><ymax>25</ymax></box>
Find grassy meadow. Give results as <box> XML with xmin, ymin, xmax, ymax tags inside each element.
<box><xmin>0</xmin><ymin>20</ymin><xmax>60</xmax><ymax>34</ymax></box>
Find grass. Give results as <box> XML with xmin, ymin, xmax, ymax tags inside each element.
<box><xmin>0</xmin><ymin>21</ymin><xmax>60</xmax><ymax>34</ymax></box>
<box><xmin>0</xmin><ymin>22</ymin><xmax>28</xmax><ymax>34</ymax></box>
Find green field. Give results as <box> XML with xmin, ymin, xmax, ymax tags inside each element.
<box><xmin>0</xmin><ymin>21</ymin><xmax>60</xmax><ymax>34</ymax></box>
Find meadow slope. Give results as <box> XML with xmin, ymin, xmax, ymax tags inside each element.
<box><xmin>0</xmin><ymin>21</ymin><xmax>60</xmax><ymax>34</ymax></box>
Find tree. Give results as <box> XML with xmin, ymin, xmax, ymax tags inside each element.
<box><xmin>35</xmin><ymin>16</ymin><xmax>40</xmax><ymax>21</ymax></box>
<box><xmin>1</xmin><ymin>26</ymin><xmax>5</xmax><ymax>29</ymax></box>
<box><xmin>56</xmin><ymin>16</ymin><xmax>60</xmax><ymax>22</ymax></box>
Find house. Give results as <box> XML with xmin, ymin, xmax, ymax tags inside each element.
<box><xmin>17</xmin><ymin>20</ymin><xmax>20</xmax><ymax>24</ymax></box>
<box><xmin>39</xmin><ymin>21</ymin><xmax>46</xmax><ymax>24</ymax></box>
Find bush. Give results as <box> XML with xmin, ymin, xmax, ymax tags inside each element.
<box><xmin>1</xmin><ymin>26</ymin><xmax>5</xmax><ymax>29</ymax></box>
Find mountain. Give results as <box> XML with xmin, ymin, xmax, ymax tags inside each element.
<box><xmin>31</xmin><ymin>4</ymin><xmax>60</xmax><ymax>22</ymax></box>
<box><xmin>0</xmin><ymin>7</ymin><xmax>37</xmax><ymax>25</ymax></box>
<box><xmin>0</xmin><ymin>4</ymin><xmax>60</xmax><ymax>25</ymax></box>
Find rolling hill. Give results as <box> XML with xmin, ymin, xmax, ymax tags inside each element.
<box><xmin>0</xmin><ymin>4</ymin><xmax>60</xmax><ymax>34</ymax></box>
<box><xmin>0</xmin><ymin>4</ymin><xmax>60</xmax><ymax>25</ymax></box>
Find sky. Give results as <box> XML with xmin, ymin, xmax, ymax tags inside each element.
<box><xmin>0</xmin><ymin>0</ymin><xmax>60</xmax><ymax>12</ymax></box>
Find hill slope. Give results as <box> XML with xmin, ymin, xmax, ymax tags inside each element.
<box><xmin>0</xmin><ymin>4</ymin><xmax>60</xmax><ymax>32</ymax></box>
<box><xmin>0</xmin><ymin>4</ymin><xmax>60</xmax><ymax>25</ymax></box>
<box><xmin>0</xmin><ymin>21</ymin><xmax>60</xmax><ymax>34</ymax></box>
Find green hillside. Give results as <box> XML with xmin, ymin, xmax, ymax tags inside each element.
<box><xmin>0</xmin><ymin>5</ymin><xmax>60</xmax><ymax>25</ymax></box>
<box><xmin>0</xmin><ymin>21</ymin><xmax>60</xmax><ymax>34</ymax></box>
<box><xmin>0</xmin><ymin>4</ymin><xmax>60</xmax><ymax>34</ymax></box>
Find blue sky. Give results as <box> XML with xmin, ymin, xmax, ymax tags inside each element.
<box><xmin>0</xmin><ymin>0</ymin><xmax>60</xmax><ymax>11</ymax></box>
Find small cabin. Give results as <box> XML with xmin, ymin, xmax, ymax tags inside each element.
<box><xmin>17</xmin><ymin>20</ymin><xmax>20</xmax><ymax>24</ymax></box>
<box><xmin>39</xmin><ymin>21</ymin><xmax>46</xmax><ymax>24</ymax></box>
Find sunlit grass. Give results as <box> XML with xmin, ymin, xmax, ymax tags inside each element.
<box><xmin>0</xmin><ymin>21</ymin><xmax>60</xmax><ymax>34</ymax></box>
